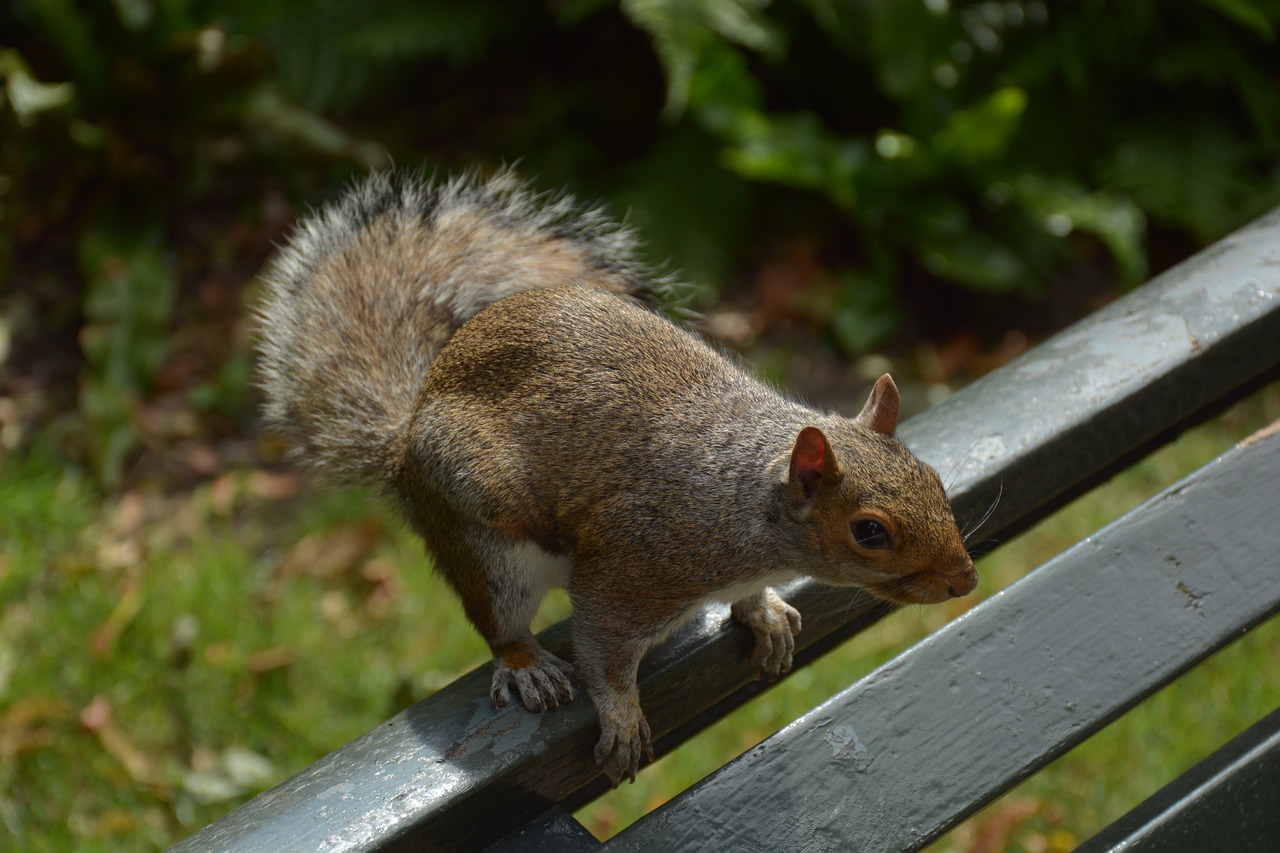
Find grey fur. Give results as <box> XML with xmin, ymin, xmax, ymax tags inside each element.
<box><xmin>254</xmin><ymin>169</ymin><xmax>976</xmax><ymax>785</ymax></box>
<box><xmin>255</xmin><ymin>168</ymin><xmax>667</xmax><ymax>485</ymax></box>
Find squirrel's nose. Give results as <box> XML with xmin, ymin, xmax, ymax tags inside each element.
<box><xmin>947</xmin><ymin>567</ymin><xmax>978</xmax><ymax>598</ymax></box>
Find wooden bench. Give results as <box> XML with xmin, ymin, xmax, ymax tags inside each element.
<box><xmin>170</xmin><ymin>208</ymin><xmax>1280</xmax><ymax>852</ymax></box>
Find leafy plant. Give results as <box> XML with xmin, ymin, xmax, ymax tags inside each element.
<box><xmin>77</xmin><ymin>229</ymin><xmax>177</xmax><ymax>486</ymax></box>
<box><xmin>618</xmin><ymin>0</ymin><xmax>1280</xmax><ymax>346</ymax></box>
<box><xmin>5</xmin><ymin>0</ymin><xmax>1280</xmax><ymax>487</ymax></box>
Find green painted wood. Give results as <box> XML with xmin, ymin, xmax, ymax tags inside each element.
<box><xmin>168</xmin><ymin>209</ymin><xmax>1280</xmax><ymax>852</ymax></box>
<box><xmin>1077</xmin><ymin>708</ymin><xmax>1280</xmax><ymax>853</ymax></box>
<box><xmin>605</xmin><ymin>424</ymin><xmax>1280</xmax><ymax>852</ymax></box>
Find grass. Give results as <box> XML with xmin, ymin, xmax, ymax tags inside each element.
<box><xmin>1</xmin><ymin>383</ymin><xmax>1277</xmax><ymax>851</ymax></box>
<box><xmin>0</xmin><ymin>450</ymin><xmax>489</xmax><ymax>851</ymax></box>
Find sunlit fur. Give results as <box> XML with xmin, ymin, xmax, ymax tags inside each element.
<box><xmin>255</xmin><ymin>170</ymin><xmax>976</xmax><ymax>784</ymax></box>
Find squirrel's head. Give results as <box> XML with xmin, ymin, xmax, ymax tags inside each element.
<box><xmin>785</xmin><ymin>374</ymin><xmax>977</xmax><ymax>605</ymax></box>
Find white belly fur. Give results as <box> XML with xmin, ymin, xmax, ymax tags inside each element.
<box><xmin>500</xmin><ymin>539</ymin><xmax>572</xmax><ymax>592</ymax></box>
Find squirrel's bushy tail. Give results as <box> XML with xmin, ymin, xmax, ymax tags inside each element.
<box><xmin>255</xmin><ymin>168</ymin><xmax>665</xmax><ymax>486</ymax></box>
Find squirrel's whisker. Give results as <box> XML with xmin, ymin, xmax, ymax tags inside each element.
<box><xmin>963</xmin><ymin>478</ymin><xmax>1004</xmax><ymax>546</ymax></box>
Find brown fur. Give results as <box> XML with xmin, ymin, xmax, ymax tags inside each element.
<box><xmin>256</xmin><ymin>170</ymin><xmax>976</xmax><ymax>786</ymax></box>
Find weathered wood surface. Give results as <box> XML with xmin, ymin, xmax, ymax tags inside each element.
<box><xmin>1077</xmin><ymin>708</ymin><xmax>1280</xmax><ymax>853</ymax></box>
<box><xmin>168</xmin><ymin>208</ymin><xmax>1280</xmax><ymax>852</ymax></box>
<box><xmin>483</xmin><ymin>806</ymin><xmax>600</xmax><ymax>853</ymax></box>
<box><xmin>605</xmin><ymin>423</ymin><xmax>1280</xmax><ymax>852</ymax></box>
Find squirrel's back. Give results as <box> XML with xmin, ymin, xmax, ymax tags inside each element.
<box><xmin>255</xmin><ymin>169</ymin><xmax>665</xmax><ymax>484</ymax></box>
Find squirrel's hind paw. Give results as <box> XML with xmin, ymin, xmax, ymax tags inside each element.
<box><xmin>594</xmin><ymin>709</ymin><xmax>653</xmax><ymax>787</ymax></box>
<box><xmin>490</xmin><ymin>650</ymin><xmax>578</xmax><ymax>712</ymax></box>
<box><xmin>731</xmin><ymin>588</ymin><xmax>803</xmax><ymax>680</ymax></box>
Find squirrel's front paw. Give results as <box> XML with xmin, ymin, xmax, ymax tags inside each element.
<box><xmin>731</xmin><ymin>588</ymin><xmax>802</xmax><ymax>680</ymax></box>
<box><xmin>594</xmin><ymin>705</ymin><xmax>653</xmax><ymax>787</ymax></box>
<box><xmin>490</xmin><ymin>647</ymin><xmax>578</xmax><ymax>712</ymax></box>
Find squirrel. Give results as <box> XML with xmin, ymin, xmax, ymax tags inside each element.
<box><xmin>255</xmin><ymin>168</ymin><xmax>977</xmax><ymax>786</ymax></box>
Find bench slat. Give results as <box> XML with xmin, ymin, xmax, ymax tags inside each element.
<box><xmin>168</xmin><ymin>209</ymin><xmax>1280</xmax><ymax>852</ymax></box>
<box><xmin>1077</xmin><ymin>707</ymin><xmax>1280</xmax><ymax>853</ymax></box>
<box><xmin>483</xmin><ymin>806</ymin><xmax>600</xmax><ymax>853</ymax></box>
<box><xmin>605</xmin><ymin>424</ymin><xmax>1280</xmax><ymax>851</ymax></box>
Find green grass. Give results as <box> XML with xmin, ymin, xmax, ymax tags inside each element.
<box><xmin>1</xmin><ymin>385</ymin><xmax>1277</xmax><ymax>851</ymax></box>
<box><xmin>0</xmin><ymin>446</ymin><xmax>491</xmax><ymax>851</ymax></box>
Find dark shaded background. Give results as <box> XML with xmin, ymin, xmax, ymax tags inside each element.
<box><xmin>4</xmin><ymin>0</ymin><xmax>1279</xmax><ymax>488</ymax></box>
<box><xmin>4</xmin><ymin>4</ymin><xmax>1280</xmax><ymax>850</ymax></box>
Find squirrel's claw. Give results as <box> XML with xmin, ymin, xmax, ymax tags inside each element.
<box><xmin>490</xmin><ymin>652</ymin><xmax>578</xmax><ymax>712</ymax></box>
<box><xmin>595</xmin><ymin>712</ymin><xmax>653</xmax><ymax>787</ymax></box>
<box><xmin>732</xmin><ymin>588</ymin><xmax>803</xmax><ymax>680</ymax></box>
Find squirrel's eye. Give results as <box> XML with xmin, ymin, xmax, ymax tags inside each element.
<box><xmin>851</xmin><ymin>519</ymin><xmax>891</xmax><ymax>550</ymax></box>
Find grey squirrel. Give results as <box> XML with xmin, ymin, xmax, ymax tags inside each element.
<box><xmin>255</xmin><ymin>169</ymin><xmax>977</xmax><ymax>785</ymax></box>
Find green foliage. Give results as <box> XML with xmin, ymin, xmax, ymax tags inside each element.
<box><xmin>1103</xmin><ymin>123</ymin><xmax>1273</xmax><ymax>242</ymax></box>
<box><xmin>239</xmin><ymin>0</ymin><xmax>517</xmax><ymax>112</ymax></box>
<box><xmin>4</xmin><ymin>0</ymin><xmax>1280</xmax><ymax>444</ymax></box>
<box><xmin>622</xmin><ymin>0</ymin><xmax>783</xmax><ymax>118</ymax></box>
<box><xmin>77</xmin><ymin>229</ymin><xmax>177</xmax><ymax>486</ymax></box>
<box><xmin>624</xmin><ymin>0</ymin><xmax>1280</xmax><ymax>343</ymax></box>
<box><xmin>608</xmin><ymin>124</ymin><xmax>751</xmax><ymax>300</ymax></box>
<box><xmin>830</xmin><ymin>267</ymin><xmax>902</xmax><ymax>354</ymax></box>
<box><xmin>0</xmin><ymin>48</ymin><xmax>75</xmax><ymax>123</ymax></box>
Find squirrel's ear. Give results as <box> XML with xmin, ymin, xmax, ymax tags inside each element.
<box><xmin>854</xmin><ymin>374</ymin><xmax>899</xmax><ymax>436</ymax></box>
<box><xmin>789</xmin><ymin>426</ymin><xmax>842</xmax><ymax>513</ymax></box>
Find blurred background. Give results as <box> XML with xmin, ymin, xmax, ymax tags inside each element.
<box><xmin>3</xmin><ymin>1</ymin><xmax>1279</xmax><ymax>850</ymax></box>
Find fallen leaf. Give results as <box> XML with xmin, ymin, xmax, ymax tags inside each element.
<box><xmin>1047</xmin><ymin>829</ymin><xmax>1079</xmax><ymax>851</ymax></box>
<box><xmin>280</xmin><ymin>521</ymin><xmax>383</xmax><ymax>581</ymax></box>
<box><xmin>80</xmin><ymin>694</ymin><xmax>112</xmax><ymax>731</ymax></box>
<box><xmin>81</xmin><ymin>694</ymin><xmax>164</xmax><ymax>786</ymax></box>
<box><xmin>209</xmin><ymin>472</ymin><xmax>239</xmax><ymax>517</ymax></box>
<box><xmin>248</xmin><ymin>470</ymin><xmax>304</xmax><ymax>501</ymax></box>
<box><xmin>752</xmin><ymin>239</ymin><xmax>822</xmax><ymax>329</ymax></box>
<box><xmin>182</xmin><ymin>442</ymin><xmax>222</xmax><ymax>476</ymax></box>
<box><xmin>182</xmin><ymin>746</ymin><xmax>277</xmax><ymax>804</ymax></box>
<box><xmin>0</xmin><ymin>698</ymin><xmax>70</xmax><ymax>760</ymax></box>
<box><xmin>110</xmin><ymin>490</ymin><xmax>148</xmax><ymax>537</ymax></box>
<box><xmin>965</xmin><ymin>797</ymin><xmax>1042</xmax><ymax>853</ymax></box>
<box><xmin>90</xmin><ymin>578</ymin><xmax>143</xmax><ymax>659</ymax></box>
<box><xmin>362</xmin><ymin>556</ymin><xmax>400</xmax><ymax>619</ymax></box>
<box><xmin>221</xmin><ymin>746</ymin><xmax>276</xmax><ymax>788</ymax></box>
<box><xmin>247</xmin><ymin>645</ymin><xmax>296</xmax><ymax>674</ymax></box>
<box><xmin>182</xmin><ymin>770</ymin><xmax>244</xmax><ymax>804</ymax></box>
<box><xmin>84</xmin><ymin>808</ymin><xmax>140</xmax><ymax>837</ymax></box>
